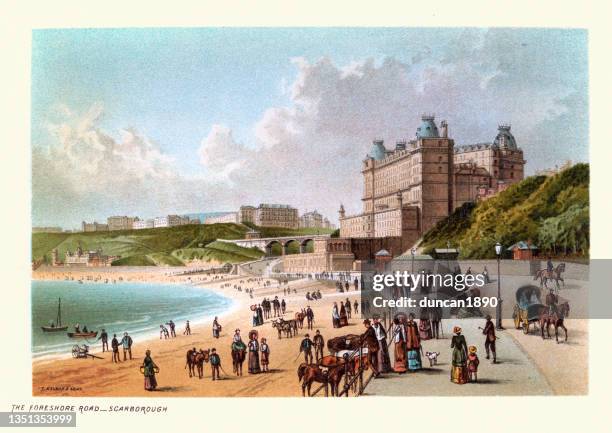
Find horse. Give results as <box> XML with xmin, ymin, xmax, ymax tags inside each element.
<box><xmin>195</xmin><ymin>349</ymin><xmax>210</xmax><ymax>379</ymax></box>
<box><xmin>185</xmin><ymin>348</ymin><xmax>198</xmax><ymax>378</ymax></box>
<box><xmin>295</xmin><ymin>311</ymin><xmax>306</xmax><ymax>329</ymax></box>
<box><xmin>231</xmin><ymin>345</ymin><xmax>246</xmax><ymax>376</ymax></box>
<box><xmin>534</xmin><ymin>263</ymin><xmax>566</xmax><ymax>291</ymax></box>
<box><xmin>539</xmin><ymin>302</ymin><xmax>570</xmax><ymax>343</ymax></box>
<box><xmin>272</xmin><ymin>318</ymin><xmax>296</xmax><ymax>338</ymax></box>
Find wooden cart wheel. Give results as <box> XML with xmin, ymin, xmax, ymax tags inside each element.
<box><xmin>72</xmin><ymin>345</ymin><xmax>79</xmax><ymax>358</ymax></box>
<box><xmin>523</xmin><ymin>322</ymin><xmax>530</xmax><ymax>334</ymax></box>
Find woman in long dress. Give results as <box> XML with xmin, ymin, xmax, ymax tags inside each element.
<box><xmin>248</xmin><ymin>332</ymin><xmax>261</xmax><ymax>374</ymax></box>
<box><xmin>405</xmin><ymin>314</ymin><xmax>422</xmax><ymax>371</ymax></box>
<box><xmin>450</xmin><ymin>326</ymin><xmax>469</xmax><ymax>384</ymax></box>
<box><xmin>331</xmin><ymin>303</ymin><xmax>340</xmax><ymax>328</ymax></box>
<box><xmin>418</xmin><ymin>308</ymin><xmax>432</xmax><ymax>340</ymax></box>
<box><xmin>142</xmin><ymin>349</ymin><xmax>158</xmax><ymax>391</ymax></box>
<box><xmin>339</xmin><ymin>303</ymin><xmax>348</xmax><ymax>327</ymax></box>
<box><xmin>392</xmin><ymin>317</ymin><xmax>407</xmax><ymax>373</ymax></box>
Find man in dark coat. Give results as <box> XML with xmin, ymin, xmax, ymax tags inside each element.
<box><xmin>111</xmin><ymin>334</ymin><xmax>120</xmax><ymax>363</ymax></box>
<box><xmin>300</xmin><ymin>334</ymin><xmax>314</xmax><ymax>364</ymax></box>
<box><xmin>313</xmin><ymin>330</ymin><xmax>325</xmax><ymax>361</ymax></box>
<box><xmin>482</xmin><ymin>315</ymin><xmax>497</xmax><ymax>363</ymax></box>
<box><xmin>305</xmin><ymin>306</ymin><xmax>314</xmax><ymax>330</ymax></box>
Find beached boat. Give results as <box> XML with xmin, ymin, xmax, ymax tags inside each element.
<box><xmin>41</xmin><ymin>298</ymin><xmax>68</xmax><ymax>332</ymax></box>
<box><xmin>67</xmin><ymin>331</ymin><xmax>98</xmax><ymax>339</ymax></box>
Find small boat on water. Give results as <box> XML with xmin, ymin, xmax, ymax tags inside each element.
<box><xmin>41</xmin><ymin>298</ymin><xmax>68</xmax><ymax>332</ymax></box>
<box><xmin>67</xmin><ymin>331</ymin><xmax>98</xmax><ymax>339</ymax></box>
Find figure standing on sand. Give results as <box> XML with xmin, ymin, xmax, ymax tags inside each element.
<box><xmin>111</xmin><ymin>334</ymin><xmax>120</xmax><ymax>363</ymax></box>
<box><xmin>305</xmin><ymin>306</ymin><xmax>314</xmax><ymax>330</ymax></box>
<box><xmin>168</xmin><ymin>320</ymin><xmax>176</xmax><ymax>338</ymax></box>
<box><xmin>212</xmin><ymin>316</ymin><xmax>221</xmax><ymax>338</ymax></box>
<box><xmin>121</xmin><ymin>332</ymin><xmax>133</xmax><ymax>361</ymax></box>
<box><xmin>98</xmin><ymin>328</ymin><xmax>108</xmax><ymax>352</ymax></box>
<box><xmin>142</xmin><ymin>349</ymin><xmax>159</xmax><ymax>391</ymax></box>
<box><xmin>209</xmin><ymin>348</ymin><xmax>221</xmax><ymax>380</ymax></box>
<box><xmin>183</xmin><ymin>320</ymin><xmax>191</xmax><ymax>335</ymax></box>
<box><xmin>260</xmin><ymin>338</ymin><xmax>270</xmax><ymax>372</ymax></box>
<box><xmin>313</xmin><ymin>330</ymin><xmax>325</xmax><ymax>361</ymax></box>
<box><xmin>300</xmin><ymin>333</ymin><xmax>314</xmax><ymax>364</ymax></box>
<box><xmin>332</xmin><ymin>302</ymin><xmax>340</xmax><ymax>328</ymax></box>
<box><xmin>248</xmin><ymin>331</ymin><xmax>261</xmax><ymax>374</ymax></box>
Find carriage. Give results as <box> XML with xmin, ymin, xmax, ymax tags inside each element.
<box><xmin>512</xmin><ymin>285</ymin><xmax>545</xmax><ymax>334</ymax></box>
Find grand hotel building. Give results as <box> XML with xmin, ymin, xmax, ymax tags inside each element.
<box><xmin>339</xmin><ymin>115</ymin><xmax>525</xmax><ymax>247</ymax></box>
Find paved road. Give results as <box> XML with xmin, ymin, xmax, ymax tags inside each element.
<box><xmin>364</xmin><ymin>318</ymin><xmax>553</xmax><ymax>396</ymax></box>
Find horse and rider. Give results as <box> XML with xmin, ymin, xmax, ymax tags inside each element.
<box><xmin>534</xmin><ymin>257</ymin><xmax>566</xmax><ymax>291</ymax></box>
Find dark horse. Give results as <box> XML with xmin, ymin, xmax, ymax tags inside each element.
<box><xmin>539</xmin><ymin>302</ymin><xmax>570</xmax><ymax>343</ymax></box>
<box><xmin>297</xmin><ymin>363</ymin><xmax>346</xmax><ymax>397</ymax></box>
<box><xmin>231</xmin><ymin>344</ymin><xmax>246</xmax><ymax>376</ymax></box>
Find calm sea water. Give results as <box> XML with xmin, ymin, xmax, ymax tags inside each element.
<box><xmin>31</xmin><ymin>280</ymin><xmax>233</xmax><ymax>358</ymax></box>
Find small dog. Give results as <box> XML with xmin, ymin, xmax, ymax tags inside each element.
<box><xmin>425</xmin><ymin>351</ymin><xmax>440</xmax><ymax>367</ymax></box>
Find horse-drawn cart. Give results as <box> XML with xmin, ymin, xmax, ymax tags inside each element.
<box><xmin>512</xmin><ymin>285</ymin><xmax>544</xmax><ymax>334</ymax></box>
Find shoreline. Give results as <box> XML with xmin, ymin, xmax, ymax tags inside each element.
<box><xmin>31</xmin><ymin>269</ymin><xmax>250</xmax><ymax>366</ymax></box>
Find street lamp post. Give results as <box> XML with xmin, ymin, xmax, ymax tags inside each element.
<box><xmin>495</xmin><ymin>242</ymin><xmax>504</xmax><ymax>329</ymax></box>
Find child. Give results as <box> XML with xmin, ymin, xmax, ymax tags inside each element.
<box><xmin>209</xmin><ymin>348</ymin><xmax>221</xmax><ymax>381</ymax></box>
<box><xmin>260</xmin><ymin>338</ymin><xmax>270</xmax><ymax>372</ymax></box>
<box><xmin>467</xmin><ymin>346</ymin><xmax>480</xmax><ymax>383</ymax></box>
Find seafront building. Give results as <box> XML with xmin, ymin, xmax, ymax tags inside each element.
<box><xmin>282</xmin><ymin>115</ymin><xmax>526</xmax><ymax>273</ymax></box>
<box><xmin>339</xmin><ymin>116</ymin><xmax>525</xmax><ymax>242</ymax></box>
<box><xmin>238</xmin><ymin>204</ymin><xmax>299</xmax><ymax>229</ymax></box>
<box><xmin>54</xmin><ymin>245</ymin><xmax>120</xmax><ymax>267</ymax></box>
<box><xmin>81</xmin><ymin>221</ymin><xmax>109</xmax><ymax>232</ymax></box>
<box><xmin>204</xmin><ymin>212</ymin><xmax>240</xmax><ymax>224</ymax></box>
<box><xmin>107</xmin><ymin>215</ymin><xmax>140</xmax><ymax>231</ymax></box>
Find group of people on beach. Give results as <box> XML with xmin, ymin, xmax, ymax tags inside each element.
<box><xmin>331</xmin><ymin>298</ymin><xmax>358</xmax><ymax>328</ymax></box>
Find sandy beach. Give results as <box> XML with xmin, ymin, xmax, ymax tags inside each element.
<box><xmin>32</xmin><ymin>266</ymin><xmax>366</xmax><ymax>397</ymax></box>
<box><xmin>32</xmin><ymin>266</ymin><xmax>588</xmax><ymax>397</ymax></box>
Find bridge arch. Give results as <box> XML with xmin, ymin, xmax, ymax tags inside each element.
<box><xmin>264</xmin><ymin>240</ymin><xmax>283</xmax><ymax>256</ymax></box>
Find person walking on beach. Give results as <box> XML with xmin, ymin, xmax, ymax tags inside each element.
<box><xmin>248</xmin><ymin>332</ymin><xmax>261</xmax><ymax>374</ymax></box>
<box><xmin>300</xmin><ymin>334</ymin><xmax>314</xmax><ymax>364</ymax></box>
<box><xmin>184</xmin><ymin>320</ymin><xmax>191</xmax><ymax>335</ymax></box>
<box><xmin>212</xmin><ymin>316</ymin><xmax>221</xmax><ymax>339</ymax></box>
<box><xmin>313</xmin><ymin>330</ymin><xmax>325</xmax><ymax>361</ymax></box>
<box><xmin>121</xmin><ymin>332</ymin><xmax>133</xmax><ymax>361</ymax></box>
<box><xmin>98</xmin><ymin>328</ymin><xmax>108</xmax><ymax>352</ymax></box>
<box><xmin>260</xmin><ymin>338</ymin><xmax>270</xmax><ymax>372</ymax></box>
<box><xmin>354</xmin><ymin>299</ymin><xmax>359</xmax><ymax>315</ymax></box>
<box><xmin>168</xmin><ymin>320</ymin><xmax>176</xmax><ymax>338</ymax></box>
<box><xmin>142</xmin><ymin>349</ymin><xmax>159</xmax><ymax>391</ymax></box>
<box><xmin>281</xmin><ymin>299</ymin><xmax>286</xmax><ymax>314</ymax></box>
<box><xmin>160</xmin><ymin>324</ymin><xmax>169</xmax><ymax>339</ymax></box>
<box><xmin>305</xmin><ymin>306</ymin><xmax>314</xmax><ymax>330</ymax></box>
<box><xmin>111</xmin><ymin>334</ymin><xmax>120</xmax><ymax>363</ymax></box>
<box><xmin>209</xmin><ymin>348</ymin><xmax>221</xmax><ymax>380</ymax></box>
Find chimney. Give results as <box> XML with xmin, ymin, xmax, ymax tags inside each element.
<box><xmin>441</xmin><ymin>120</ymin><xmax>448</xmax><ymax>138</ymax></box>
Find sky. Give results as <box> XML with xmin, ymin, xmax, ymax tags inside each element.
<box><xmin>31</xmin><ymin>28</ymin><xmax>589</xmax><ymax>229</ymax></box>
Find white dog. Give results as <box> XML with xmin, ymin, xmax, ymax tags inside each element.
<box><xmin>425</xmin><ymin>351</ymin><xmax>440</xmax><ymax>367</ymax></box>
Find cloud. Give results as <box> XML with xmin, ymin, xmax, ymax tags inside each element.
<box><xmin>33</xmin><ymin>29</ymin><xmax>588</xmax><ymax>228</ymax></box>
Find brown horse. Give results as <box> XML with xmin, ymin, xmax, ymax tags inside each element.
<box><xmin>185</xmin><ymin>348</ymin><xmax>198</xmax><ymax>378</ymax></box>
<box><xmin>539</xmin><ymin>302</ymin><xmax>570</xmax><ymax>343</ymax></box>
<box><xmin>297</xmin><ymin>363</ymin><xmax>327</xmax><ymax>396</ymax></box>
<box><xmin>195</xmin><ymin>349</ymin><xmax>210</xmax><ymax>379</ymax></box>
<box><xmin>534</xmin><ymin>263</ymin><xmax>566</xmax><ymax>291</ymax></box>
<box><xmin>231</xmin><ymin>346</ymin><xmax>246</xmax><ymax>376</ymax></box>
<box><xmin>295</xmin><ymin>311</ymin><xmax>306</xmax><ymax>329</ymax></box>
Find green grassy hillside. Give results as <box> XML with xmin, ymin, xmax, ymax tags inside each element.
<box><xmin>32</xmin><ymin>223</ymin><xmax>250</xmax><ymax>266</ymax></box>
<box><xmin>173</xmin><ymin>241</ymin><xmax>264</xmax><ymax>263</ymax></box>
<box><xmin>421</xmin><ymin>163</ymin><xmax>589</xmax><ymax>259</ymax></box>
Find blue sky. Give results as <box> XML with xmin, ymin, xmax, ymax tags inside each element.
<box><xmin>31</xmin><ymin>28</ymin><xmax>588</xmax><ymax>228</ymax></box>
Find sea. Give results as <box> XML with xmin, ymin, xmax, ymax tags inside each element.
<box><xmin>31</xmin><ymin>280</ymin><xmax>234</xmax><ymax>359</ymax></box>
